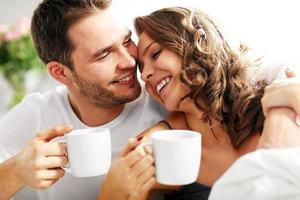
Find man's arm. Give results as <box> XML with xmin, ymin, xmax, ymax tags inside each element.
<box><xmin>0</xmin><ymin>156</ymin><xmax>25</xmax><ymax>200</ymax></box>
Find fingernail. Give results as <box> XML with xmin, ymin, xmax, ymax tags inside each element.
<box><xmin>136</xmin><ymin>136</ymin><xmax>144</xmax><ymax>141</ymax></box>
<box><xmin>64</xmin><ymin>162</ymin><xmax>70</xmax><ymax>168</ymax></box>
<box><xmin>129</xmin><ymin>138</ymin><xmax>137</xmax><ymax>143</ymax></box>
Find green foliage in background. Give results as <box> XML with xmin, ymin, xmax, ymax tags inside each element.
<box><xmin>0</xmin><ymin>18</ymin><xmax>45</xmax><ymax>106</ymax></box>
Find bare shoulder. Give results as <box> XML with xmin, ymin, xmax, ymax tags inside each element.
<box><xmin>135</xmin><ymin>112</ymin><xmax>188</xmax><ymax>140</ymax></box>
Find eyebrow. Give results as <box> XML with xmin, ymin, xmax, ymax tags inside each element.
<box><xmin>137</xmin><ymin>41</ymin><xmax>156</xmax><ymax>68</ymax></box>
<box><xmin>89</xmin><ymin>30</ymin><xmax>132</xmax><ymax>62</ymax></box>
<box><xmin>142</xmin><ymin>41</ymin><xmax>156</xmax><ymax>57</ymax></box>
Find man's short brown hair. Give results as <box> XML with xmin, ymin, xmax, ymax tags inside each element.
<box><xmin>31</xmin><ymin>0</ymin><xmax>112</xmax><ymax>69</ymax></box>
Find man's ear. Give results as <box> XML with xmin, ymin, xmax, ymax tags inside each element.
<box><xmin>47</xmin><ymin>61</ymin><xmax>73</xmax><ymax>85</ymax></box>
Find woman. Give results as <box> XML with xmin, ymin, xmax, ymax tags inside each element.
<box><xmin>133</xmin><ymin>6</ymin><xmax>284</xmax><ymax>199</ymax></box>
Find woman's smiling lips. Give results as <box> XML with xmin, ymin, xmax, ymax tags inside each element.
<box><xmin>155</xmin><ymin>76</ymin><xmax>171</xmax><ymax>94</ymax></box>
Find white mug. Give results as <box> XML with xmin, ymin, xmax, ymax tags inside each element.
<box><xmin>64</xmin><ymin>127</ymin><xmax>111</xmax><ymax>177</ymax></box>
<box><xmin>150</xmin><ymin>130</ymin><xmax>201</xmax><ymax>185</ymax></box>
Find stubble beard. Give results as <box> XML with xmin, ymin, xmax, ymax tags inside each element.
<box><xmin>72</xmin><ymin>72</ymin><xmax>141</xmax><ymax>108</ymax></box>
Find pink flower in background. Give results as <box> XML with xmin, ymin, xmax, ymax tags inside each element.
<box><xmin>1</xmin><ymin>17</ymin><xmax>31</xmax><ymax>42</ymax></box>
<box><xmin>15</xmin><ymin>17</ymin><xmax>31</xmax><ymax>36</ymax></box>
<box><xmin>0</xmin><ymin>25</ymin><xmax>8</xmax><ymax>35</ymax></box>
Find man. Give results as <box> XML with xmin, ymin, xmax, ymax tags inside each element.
<box><xmin>0</xmin><ymin>0</ymin><xmax>166</xmax><ymax>199</ymax></box>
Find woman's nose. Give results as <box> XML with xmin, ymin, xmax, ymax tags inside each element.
<box><xmin>141</xmin><ymin>63</ymin><xmax>154</xmax><ymax>82</ymax></box>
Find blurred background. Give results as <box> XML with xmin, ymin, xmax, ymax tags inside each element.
<box><xmin>0</xmin><ymin>0</ymin><xmax>299</xmax><ymax>199</ymax></box>
<box><xmin>0</xmin><ymin>0</ymin><xmax>300</xmax><ymax>118</ymax></box>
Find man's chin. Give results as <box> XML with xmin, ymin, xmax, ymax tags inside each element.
<box><xmin>116</xmin><ymin>84</ymin><xmax>141</xmax><ymax>99</ymax></box>
<box><xmin>120</xmin><ymin>89</ymin><xmax>141</xmax><ymax>102</ymax></box>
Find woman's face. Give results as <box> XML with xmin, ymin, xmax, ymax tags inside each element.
<box><xmin>137</xmin><ymin>32</ymin><xmax>190</xmax><ymax>111</ymax></box>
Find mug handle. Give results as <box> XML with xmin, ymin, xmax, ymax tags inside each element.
<box><xmin>62</xmin><ymin>163</ymin><xmax>72</xmax><ymax>173</ymax></box>
<box><xmin>58</xmin><ymin>139</ymin><xmax>72</xmax><ymax>174</ymax></box>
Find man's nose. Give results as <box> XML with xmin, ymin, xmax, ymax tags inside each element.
<box><xmin>117</xmin><ymin>46</ymin><xmax>137</xmax><ymax>70</ymax></box>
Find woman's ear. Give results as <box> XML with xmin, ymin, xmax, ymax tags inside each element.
<box><xmin>47</xmin><ymin>61</ymin><xmax>73</xmax><ymax>85</ymax></box>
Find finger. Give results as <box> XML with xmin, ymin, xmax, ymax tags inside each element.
<box><xmin>41</xmin><ymin>142</ymin><xmax>67</xmax><ymax>156</ymax></box>
<box><xmin>122</xmin><ymin>147</ymin><xmax>146</xmax><ymax>167</ymax></box>
<box><xmin>136</xmin><ymin>165</ymin><xmax>155</xmax><ymax>186</ymax></box>
<box><xmin>138</xmin><ymin>176</ymin><xmax>156</xmax><ymax>196</ymax></box>
<box><xmin>261</xmin><ymin>90</ymin><xmax>288</xmax><ymax>116</ymax></box>
<box><xmin>129</xmin><ymin>177</ymin><xmax>156</xmax><ymax>200</ymax></box>
<box><xmin>131</xmin><ymin>154</ymin><xmax>154</xmax><ymax>177</ymax></box>
<box><xmin>265</xmin><ymin>81</ymin><xmax>287</xmax><ymax>94</ymax></box>
<box><xmin>36</xmin><ymin>125</ymin><xmax>73</xmax><ymax>142</ymax></box>
<box><xmin>285</xmin><ymin>69</ymin><xmax>298</xmax><ymax>78</ymax></box>
<box><xmin>118</xmin><ymin>138</ymin><xmax>140</xmax><ymax>158</ymax></box>
<box><xmin>36</xmin><ymin>179</ymin><xmax>58</xmax><ymax>189</ymax></box>
<box><xmin>144</xmin><ymin>145</ymin><xmax>152</xmax><ymax>154</ymax></box>
<box><xmin>41</xmin><ymin>155</ymin><xmax>68</xmax><ymax>169</ymax></box>
<box><xmin>36</xmin><ymin>168</ymin><xmax>65</xmax><ymax>180</ymax></box>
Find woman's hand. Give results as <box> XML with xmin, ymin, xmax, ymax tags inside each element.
<box><xmin>262</xmin><ymin>69</ymin><xmax>300</xmax><ymax>117</ymax></box>
<box><xmin>98</xmin><ymin>138</ymin><xmax>155</xmax><ymax>200</ymax></box>
<box><xmin>258</xmin><ymin>107</ymin><xmax>300</xmax><ymax>149</ymax></box>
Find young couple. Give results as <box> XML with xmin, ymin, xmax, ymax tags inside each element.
<box><xmin>0</xmin><ymin>0</ymin><xmax>299</xmax><ymax>200</ymax></box>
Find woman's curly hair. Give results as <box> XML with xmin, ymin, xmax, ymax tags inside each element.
<box><xmin>135</xmin><ymin>7</ymin><xmax>266</xmax><ymax>149</ymax></box>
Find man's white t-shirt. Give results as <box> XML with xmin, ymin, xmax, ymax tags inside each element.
<box><xmin>0</xmin><ymin>86</ymin><xmax>167</xmax><ymax>200</ymax></box>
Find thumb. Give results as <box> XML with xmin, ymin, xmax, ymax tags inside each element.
<box><xmin>36</xmin><ymin>125</ymin><xmax>73</xmax><ymax>142</ymax></box>
<box><xmin>285</xmin><ymin>69</ymin><xmax>298</xmax><ymax>78</ymax></box>
<box><xmin>118</xmin><ymin>138</ymin><xmax>140</xmax><ymax>158</ymax></box>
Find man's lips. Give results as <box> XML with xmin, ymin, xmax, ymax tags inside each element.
<box><xmin>112</xmin><ymin>73</ymin><xmax>136</xmax><ymax>84</ymax></box>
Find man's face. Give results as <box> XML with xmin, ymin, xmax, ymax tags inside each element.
<box><xmin>67</xmin><ymin>8</ymin><xmax>141</xmax><ymax>108</ymax></box>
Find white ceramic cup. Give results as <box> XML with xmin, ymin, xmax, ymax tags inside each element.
<box><xmin>150</xmin><ymin>130</ymin><xmax>201</xmax><ymax>185</ymax></box>
<box><xmin>64</xmin><ymin>127</ymin><xmax>111</xmax><ymax>177</ymax></box>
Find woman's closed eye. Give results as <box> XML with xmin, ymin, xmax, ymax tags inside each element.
<box><xmin>152</xmin><ymin>49</ymin><xmax>162</xmax><ymax>60</ymax></box>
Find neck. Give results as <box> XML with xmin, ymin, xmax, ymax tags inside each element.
<box><xmin>237</xmin><ymin>133</ymin><xmax>260</xmax><ymax>155</ymax></box>
<box><xmin>179</xmin><ymin>97</ymin><xmax>260</xmax><ymax>153</ymax></box>
<box><xmin>177</xmin><ymin>97</ymin><xmax>202</xmax><ymax>116</ymax></box>
<box><xmin>178</xmin><ymin>98</ymin><xmax>212</xmax><ymax>135</ymax></box>
<box><xmin>68</xmin><ymin>92</ymin><xmax>125</xmax><ymax>127</ymax></box>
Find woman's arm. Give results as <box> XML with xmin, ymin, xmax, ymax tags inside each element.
<box><xmin>262</xmin><ymin>69</ymin><xmax>300</xmax><ymax>117</ymax></box>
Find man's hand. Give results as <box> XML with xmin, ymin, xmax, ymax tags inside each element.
<box><xmin>14</xmin><ymin>125</ymin><xmax>72</xmax><ymax>189</ymax></box>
